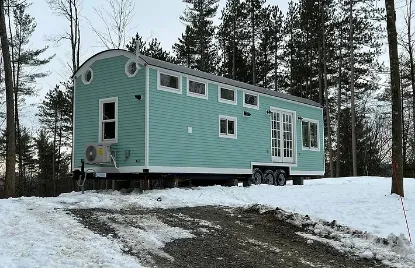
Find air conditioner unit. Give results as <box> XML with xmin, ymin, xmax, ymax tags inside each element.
<box><xmin>84</xmin><ymin>143</ymin><xmax>112</xmax><ymax>164</ymax></box>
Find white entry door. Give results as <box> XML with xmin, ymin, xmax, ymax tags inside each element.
<box><xmin>271</xmin><ymin>110</ymin><xmax>295</xmax><ymax>163</ymax></box>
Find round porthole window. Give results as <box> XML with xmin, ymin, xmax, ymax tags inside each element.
<box><xmin>125</xmin><ymin>60</ymin><xmax>138</xmax><ymax>77</ymax></box>
<box><xmin>82</xmin><ymin>68</ymin><xmax>93</xmax><ymax>84</ymax></box>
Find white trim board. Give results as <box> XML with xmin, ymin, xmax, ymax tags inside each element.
<box><xmin>251</xmin><ymin>162</ymin><xmax>298</xmax><ymax>168</ymax></box>
<box><xmin>73</xmin><ymin>165</ymin><xmax>252</xmax><ymax>175</ymax></box>
<box><xmin>149</xmin><ymin>166</ymin><xmax>251</xmax><ymax>174</ymax></box>
<box><xmin>72</xmin><ymin>76</ymin><xmax>76</xmax><ymax>170</ymax></box>
<box><xmin>145</xmin><ymin>65</ymin><xmax>150</xmax><ymax>168</ymax></box>
<box><xmin>290</xmin><ymin>170</ymin><xmax>324</xmax><ymax>176</ymax></box>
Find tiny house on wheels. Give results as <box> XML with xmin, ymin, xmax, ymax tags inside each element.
<box><xmin>72</xmin><ymin>49</ymin><xmax>324</xmax><ymax>186</ymax></box>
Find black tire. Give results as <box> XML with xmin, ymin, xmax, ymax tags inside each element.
<box><xmin>263</xmin><ymin>169</ymin><xmax>275</xmax><ymax>185</ymax></box>
<box><xmin>250</xmin><ymin>168</ymin><xmax>263</xmax><ymax>185</ymax></box>
<box><xmin>274</xmin><ymin>169</ymin><xmax>287</xmax><ymax>186</ymax></box>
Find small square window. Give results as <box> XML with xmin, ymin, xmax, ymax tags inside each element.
<box><xmin>188</xmin><ymin>80</ymin><xmax>206</xmax><ymax>97</ymax></box>
<box><xmin>244</xmin><ymin>92</ymin><xmax>258</xmax><ymax>109</ymax></box>
<box><xmin>219</xmin><ymin>115</ymin><xmax>237</xmax><ymax>139</ymax></box>
<box><xmin>219</xmin><ymin>87</ymin><xmax>236</xmax><ymax>104</ymax></box>
<box><xmin>160</xmin><ymin>73</ymin><xmax>179</xmax><ymax>90</ymax></box>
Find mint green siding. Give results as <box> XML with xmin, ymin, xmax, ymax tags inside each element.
<box><xmin>73</xmin><ymin>55</ymin><xmax>145</xmax><ymax>169</ymax></box>
<box><xmin>148</xmin><ymin>67</ymin><xmax>324</xmax><ymax>173</ymax></box>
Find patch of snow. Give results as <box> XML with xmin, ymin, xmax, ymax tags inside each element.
<box><xmin>2</xmin><ymin>176</ymin><xmax>415</xmax><ymax>267</ymax></box>
<box><xmin>98</xmin><ymin>213</ymin><xmax>194</xmax><ymax>263</ymax></box>
<box><xmin>0</xmin><ymin>198</ymin><xmax>142</xmax><ymax>268</ymax></box>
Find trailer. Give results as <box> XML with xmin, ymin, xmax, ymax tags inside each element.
<box><xmin>72</xmin><ymin>49</ymin><xmax>324</xmax><ymax>188</ymax></box>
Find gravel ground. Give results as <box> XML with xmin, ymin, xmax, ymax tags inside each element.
<box><xmin>69</xmin><ymin>206</ymin><xmax>389</xmax><ymax>268</ymax></box>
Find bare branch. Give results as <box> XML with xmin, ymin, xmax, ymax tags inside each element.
<box><xmin>87</xmin><ymin>0</ymin><xmax>135</xmax><ymax>49</ymax></box>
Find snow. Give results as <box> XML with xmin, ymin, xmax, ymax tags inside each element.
<box><xmin>1</xmin><ymin>176</ymin><xmax>415</xmax><ymax>267</ymax></box>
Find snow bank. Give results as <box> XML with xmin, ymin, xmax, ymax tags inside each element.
<box><xmin>61</xmin><ymin>176</ymin><xmax>415</xmax><ymax>241</ymax></box>
<box><xmin>1</xmin><ymin>176</ymin><xmax>415</xmax><ymax>267</ymax></box>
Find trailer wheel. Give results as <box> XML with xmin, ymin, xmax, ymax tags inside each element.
<box><xmin>263</xmin><ymin>169</ymin><xmax>275</xmax><ymax>185</ymax></box>
<box><xmin>250</xmin><ymin>168</ymin><xmax>263</xmax><ymax>185</ymax></box>
<box><xmin>274</xmin><ymin>169</ymin><xmax>287</xmax><ymax>186</ymax></box>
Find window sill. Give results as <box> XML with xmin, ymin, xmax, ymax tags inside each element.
<box><xmin>219</xmin><ymin>98</ymin><xmax>237</xmax><ymax>105</ymax></box>
<box><xmin>302</xmin><ymin>147</ymin><xmax>320</xmax><ymax>152</ymax></box>
<box><xmin>158</xmin><ymin>85</ymin><xmax>182</xmax><ymax>94</ymax></box>
<box><xmin>219</xmin><ymin>134</ymin><xmax>237</xmax><ymax>139</ymax></box>
<box><xmin>187</xmin><ymin>91</ymin><xmax>208</xmax><ymax>100</ymax></box>
<box><xmin>100</xmin><ymin>139</ymin><xmax>118</xmax><ymax>144</ymax></box>
<box><xmin>243</xmin><ymin>103</ymin><xmax>259</xmax><ymax>110</ymax></box>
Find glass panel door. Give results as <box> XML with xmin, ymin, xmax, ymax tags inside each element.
<box><xmin>271</xmin><ymin>110</ymin><xmax>295</xmax><ymax>163</ymax></box>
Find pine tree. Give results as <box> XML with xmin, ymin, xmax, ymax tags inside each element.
<box><xmin>217</xmin><ymin>0</ymin><xmax>250</xmax><ymax>82</ymax></box>
<box><xmin>34</xmin><ymin>129</ymin><xmax>54</xmax><ymax>197</ymax></box>
<box><xmin>0</xmin><ymin>0</ymin><xmax>16</xmax><ymax>198</ymax></box>
<box><xmin>173</xmin><ymin>25</ymin><xmax>198</xmax><ymax>68</ymax></box>
<box><xmin>8</xmin><ymin>1</ymin><xmax>54</xmax><ymax>191</ymax></box>
<box><xmin>243</xmin><ymin>0</ymin><xmax>266</xmax><ymax>85</ymax></box>
<box><xmin>177</xmin><ymin>0</ymin><xmax>219</xmax><ymax>73</ymax></box>
<box><xmin>268</xmin><ymin>5</ymin><xmax>284</xmax><ymax>91</ymax></box>
<box><xmin>37</xmin><ymin>85</ymin><xmax>72</xmax><ymax>196</ymax></box>
<box><xmin>126</xmin><ymin>33</ymin><xmax>175</xmax><ymax>62</ymax></box>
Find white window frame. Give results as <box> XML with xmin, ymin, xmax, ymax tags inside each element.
<box><xmin>187</xmin><ymin>77</ymin><xmax>208</xmax><ymax>99</ymax></box>
<box><xmin>301</xmin><ymin>118</ymin><xmax>320</xmax><ymax>151</ymax></box>
<box><xmin>219</xmin><ymin>115</ymin><xmax>237</xmax><ymax>139</ymax></box>
<box><xmin>82</xmin><ymin>67</ymin><xmax>93</xmax><ymax>85</ymax></box>
<box><xmin>243</xmin><ymin>91</ymin><xmax>259</xmax><ymax>110</ymax></box>
<box><xmin>125</xmin><ymin>59</ymin><xmax>139</xmax><ymax>77</ymax></box>
<box><xmin>98</xmin><ymin>97</ymin><xmax>118</xmax><ymax>144</ymax></box>
<box><xmin>218</xmin><ymin>86</ymin><xmax>237</xmax><ymax>105</ymax></box>
<box><xmin>157</xmin><ymin>70</ymin><xmax>182</xmax><ymax>94</ymax></box>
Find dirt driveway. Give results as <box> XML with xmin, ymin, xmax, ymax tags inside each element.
<box><xmin>70</xmin><ymin>206</ymin><xmax>388</xmax><ymax>268</ymax></box>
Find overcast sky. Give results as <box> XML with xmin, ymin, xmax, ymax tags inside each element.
<box><xmin>18</xmin><ymin>0</ymin><xmax>291</xmax><ymax>129</ymax></box>
<box><xmin>18</xmin><ymin>0</ymin><xmax>398</xmax><ymax>129</ymax></box>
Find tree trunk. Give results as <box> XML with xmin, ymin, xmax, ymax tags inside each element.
<box><xmin>232</xmin><ymin>0</ymin><xmax>236</xmax><ymax>80</ymax></box>
<box><xmin>251</xmin><ymin>0</ymin><xmax>256</xmax><ymax>85</ymax></box>
<box><xmin>318</xmin><ymin>30</ymin><xmax>323</xmax><ymax>106</ymax></box>
<box><xmin>15</xmin><ymin>41</ymin><xmax>23</xmax><ymax>196</ymax></box>
<box><xmin>407</xmin><ymin>0</ymin><xmax>415</xmax><ymax>171</ymax></box>
<box><xmin>52</xmin><ymin>102</ymin><xmax>57</xmax><ymax>197</ymax></box>
<box><xmin>321</xmin><ymin>1</ymin><xmax>334</xmax><ymax>177</ymax></box>
<box><xmin>349</xmin><ymin>0</ymin><xmax>358</xmax><ymax>176</ymax></box>
<box><xmin>401</xmin><ymin>69</ymin><xmax>407</xmax><ymax>171</ymax></box>
<box><xmin>0</xmin><ymin>0</ymin><xmax>16</xmax><ymax>198</ymax></box>
<box><xmin>385</xmin><ymin>0</ymin><xmax>404</xmax><ymax>196</ymax></box>
<box><xmin>336</xmin><ymin>31</ymin><xmax>343</xmax><ymax>177</ymax></box>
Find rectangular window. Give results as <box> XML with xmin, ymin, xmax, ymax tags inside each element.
<box><xmin>302</xmin><ymin>120</ymin><xmax>318</xmax><ymax>150</ymax></box>
<box><xmin>219</xmin><ymin>87</ymin><xmax>236</xmax><ymax>104</ymax></box>
<box><xmin>159</xmin><ymin>72</ymin><xmax>180</xmax><ymax>92</ymax></box>
<box><xmin>99</xmin><ymin>97</ymin><xmax>118</xmax><ymax>143</ymax></box>
<box><xmin>219</xmin><ymin>115</ymin><xmax>237</xmax><ymax>139</ymax></box>
<box><xmin>243</xmin><ymin>92</ymin><xmax>258</xmax><ymax>109</ymax></box>
<box><xmin>188</xmin><ymin>79</ymin><xmax>207</xmax><ymax>98</ymax></box>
